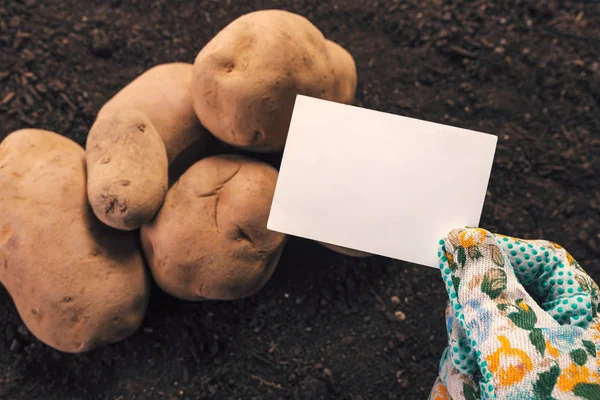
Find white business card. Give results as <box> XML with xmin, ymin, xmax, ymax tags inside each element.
<box><xmin>268</xmin><ymin>95</ymin><xmax>497</xmax><ymax>268</ymax></box>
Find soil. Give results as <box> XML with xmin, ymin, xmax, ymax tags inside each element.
<box><xmin>1</xmin><ymin>0</ymin><xmax>599</xmax><ymax>399</ymax></box>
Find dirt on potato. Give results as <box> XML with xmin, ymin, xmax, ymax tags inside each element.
<box><xmin>1</xmin><ymin>1</ymin><xmax>599</xmax><ymax>399</ymax></box>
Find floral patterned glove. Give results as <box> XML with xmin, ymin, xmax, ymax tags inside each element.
<box><xmin>429</xmin><ymin>228</ymin><xmax>600</xmax><ymax>400</ymax></box>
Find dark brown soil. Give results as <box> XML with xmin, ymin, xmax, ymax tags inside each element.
<box><xmin>1</xmin><ymin>1</ymin><xmax>599</xmax><ymax>399</ymax></box>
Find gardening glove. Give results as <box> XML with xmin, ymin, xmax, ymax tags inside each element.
<box><xmin>428</xmin><ymin>227</ymin><xmax>600</xmax><ymax>400</ymax></box>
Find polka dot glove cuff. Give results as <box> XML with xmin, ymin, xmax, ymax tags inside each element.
<box><xmin>429</xmin><ymin>228</ymin><xmax>600</xmax><ymax>400</ymax></box>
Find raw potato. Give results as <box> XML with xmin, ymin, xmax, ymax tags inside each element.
<box><xmin>325</xmin><ymin>40</ymin><xmax>357</xmax><ymax>105</ymax></box>
<box><xmin>319</xmin><ymin>242</ymin><xmax>372</xmax><ymax>258</ymax></box>
<box><xmin>141</xmin><ymin>155</ymin><xmax>286</xmax><ymax>301</ymax></box>
<box><xmin>86</xmin><ymin>110</ymin><xmax>168</xmax><ymax>230</ymax></box>
<box><xmin>192</xmin><ymin>9</ymin><xmax>357</xmax><ymax>152</ymax></box>
<box><xmin>0</xmin><ymin>129</ymin><xmax>149</xmax><ymax>353</ymax></box>
<box><xmin>99</xmin><ymin>63</ymin><xmax>211</xmax><ymax>176</ymax></box>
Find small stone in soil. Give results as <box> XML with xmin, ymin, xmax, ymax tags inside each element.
<box><xmin>10</xmin><ymin>338</ymin><xmax>21</xmax><ymax>352</ymax></box>
<box><xmin>17</xmin><ymin>324</ymin><xmax>29</xmax><ymax>336</ymax></box>
<box><xmin>385</xmin><ymin>310</ymin><xmax>407</xmax><ymax>322</ymax></box>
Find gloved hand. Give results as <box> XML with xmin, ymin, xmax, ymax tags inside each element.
<box><xmin>429</xmin><ymin>228</ymin><xmax>600</xmax><ymax>400</ymax></box>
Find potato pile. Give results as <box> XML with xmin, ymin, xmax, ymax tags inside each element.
<box><xmin>0</xmin><ymin>9</ymin><xmax>360</xmax><ymax>353</ymax></box>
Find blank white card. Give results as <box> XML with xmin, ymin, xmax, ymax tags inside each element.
<box><xmin>267</xmin><ymin>95</ymin><xmax>497</xmax><ymax>268</ymax></box>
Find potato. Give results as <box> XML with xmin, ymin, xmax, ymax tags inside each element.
<box><xmin>86</xmin><ymin>110</ymin><xmax>168</xmax><ymax>230</ymax></box>
<box><xmin>192</xmin><ymin>10</ymin><xmax>357</xmax><ymax>152</ymax></box>
<box><xmin>141</xmin><ymin>155</ymin><xmax>286</xmax><ymax>301</ymax></box>
<box><xmin>0</xmin><ymin>129</ymin><xmax>149</xmax><ymax>353</ymax></box>
<box><xmin>325</xmin><ymin>40</ymin><xmax>357</xmax><ymax>105</ymax></box>
<box><xmin>99</xmin><ymin>63</ymin><xmax>211</xmax><ymax>176</ymax></box>
<box><xmin>319</xmin><ymin>242</ymin><xmax>373</xmax><ymax>258</ymax></box>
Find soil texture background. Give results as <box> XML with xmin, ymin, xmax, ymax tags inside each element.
<box><xmin>0</xmin><ymin>0</ymin><xmax>599</xmax><ymax>399</ymax></box>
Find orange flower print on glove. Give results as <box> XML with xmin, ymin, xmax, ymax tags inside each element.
<box><xmin>430</xmin><ymin>228</ymin><xmax>600</xmax><ymax>400</ymax></box>
<box><xmin>459</xmin><ymin>228</ymin><xmax>487</xmax><ymax>248</ymax></box>
<box><xmin>486</xmin><ymin>335</ymin><xmax>533</xmax><ymax>387</ymax></box>
<box><xmin>557</xmin><ymin>362</ymin><xmax>600</xmax><ymax>392</ymax></box>
<box><xmin>429</xmin><ymin>378</ymin><xmax>451</xmax><ymax>400</ymax></box>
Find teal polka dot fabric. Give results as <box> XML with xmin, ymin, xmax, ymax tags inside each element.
<box><xmin>429</xmin><ymin>228</ymin><xmax>600</xmax><ymax>400</ymax></box>
<box><xmin>495</xmin><ymin>236</ymin><xmax>597</xmax><ymax>329</ymax></box>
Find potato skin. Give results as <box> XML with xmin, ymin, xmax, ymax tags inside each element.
<box><xmin>0</xmin><ymin>129</ymin><xmax>149</xmax><ymax>353</ymax></box>
<box><xmin>141</xmin><ymin>155</ymin><xmax>286</xmax><ymax>301</ymax></box>
<box><xmin>325</xmin><ymin>40</ymin><xmax>357</xmax><ymax>105</ymax></box>
<box><xmin>99</xmin><ymin>63</ymin><xmax>211</xmax><ymax>175</ymax></box>
<box><xmin>86</xmin><ymin>110</ymin><xmax>168</xmax><ymax>230</ymax></box>
<box><xmin>192</xmin><ymin>10</ymin><xmax>357</xmax><ymax>152</ymax></box>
